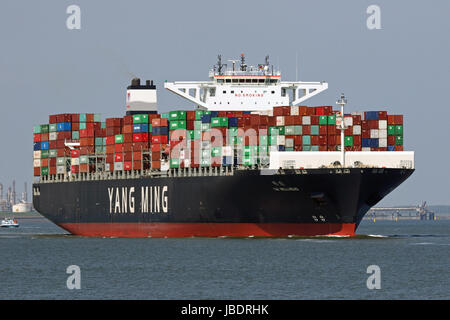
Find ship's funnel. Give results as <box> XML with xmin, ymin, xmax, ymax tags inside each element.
<box><xmin>126</xmin><ymin>78</ymin><xmax>157</xmax><ymax>115</ymax></box>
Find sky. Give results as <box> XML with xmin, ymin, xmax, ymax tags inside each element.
<box><xmin>0</xmin><ymin>0</ymin><xmax>449</xmax><ymax>206</ymax></box>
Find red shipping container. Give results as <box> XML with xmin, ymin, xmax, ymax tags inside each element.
<box><xmin>387</xmin><ymin>135</ymin><xmax>395</xmax><ymax>145</ymax></box>
<box><xmin>353</xmin><ymin>135</ymin><xmax>362</xmax><ymax>146</ymax></box>
<box><xmin>259</xmin><ymin>116</ymin><xmax>269</xmax><ymax>125</ymax></box>
<box><xmin>49</xmin><ymin>141</ymin><xmax>56</xmax><ymax>149</ymax></box>
<box><xmin>106</xmin><ymin>136</ymin><xmax>115</xmax><ymax>145</ymax></box>
<box><xmin>115</xmin><ymin>143</ymin><xmax>124</xmax><ymax>153</ymax></box>
<box><xmin>361</xmin><ymin>120</ymin><xmax>369</xmax><ymax>130</ymax></box>
<box><xmin>302</xmin><ymin>126</ymin><xmax>311</xmax><ymax>135</ymax></box>
<box><xmin>124</xmin><ymin>161</ymin><xmax>132</xmax><ymax>171</ymax></box>
<box><xmin>328</xmin><ymin>135</ymin><xmax>336</xmax><ymax>145</ymax></box>
<box><xmin>106</xmin><ymin>154</ymin><xmax>114</xmax><ymax>162</ymax></box>
<box><xmin>294</xmin><ymin>145</ymin><xmax>302</xmax><ymax>151</ymax></box>
<box><xmin>72</xmin><ymin>122</ymin><xmax>79</xmax><ymax>131</ymax></box>
<box><xmin>49</xmin><ymin>167</ymin><xmax>57</xmax><ymax>175</ymax></box>
<box><xmin>151</xmin><ymin>143</ymin><xmax>162</xmax><ymax>152</ymax></box>
<box><xmin>310</xmin><ymin>116</ymin><xmax>319</xmax><ymax>125</ymax></box>
<box><xmin>344</xmin><ymin>128</ymin><xmax>352</xmax><ymax>136</ymax></box>
<box><xmin>351</xmin><ymin>115</ymin><xmax>361</xmax><ymax>125</ymax></box>
<box><xmin>310</xmin><ymin>136</ymin><xmax>319</xmax><ymax>145</ymax></box>
<box><xmin>123</xmin><ymin>115</ymin><xmax>133</xmax><ymax>125</ymax></box>
<box><xmin>79</xmin><ymin>164</ymin><xmax>89</xmax><ymax>173</ymax></box>
<box><xmin>71</xmin><ymin>165</ymin><xmax>79</xmax><ymax>173</ymax></box>
<box><xmin>71</xmin><ymin>150</ymin><xmax>80</xmax><ymax>158</ymax></box>
<box><xmin>80</xmin><ymin>128</ymin><xmax>94</xmax><ymax>138</ymax></box>
<box><xmin>85</xmin><ymin>113</ymin><xmax>94</xmax><ymax>123</ymax></box>
<box><xmin>41</xmin><ymin>158</ymin><xmax>49</xmax><ymax>167</ymax></box>
<box><xmin>394</xmin><ymin>115</ymin><xmax>403</xmax><ymax>125</ymax></box>
<box><xmin>71</xmin><ymin>114</ymin><xmax>80</xmax><ymax>123</ymax></box>
<box><xmin>378</xmin><ymin>111</ymin><xmax>387</xmax><ymax>120</ymax></box>
<box><xmin>186</xmin><ymin>111</ymin><xmax>196</xmax><ymax>121</ymax></box>
<box><xmin>395</xmin><ymin>145</ymin><xmax>404</xmax><ymax>151</ymax></box>
<box><xmin>315</xmin><ymin>107</ymin><xmax>325</xmax><ymax>115</ymax></box>
<box><xmin>369</xmin><ymin>120</ymin><xmax>378</xmax><ymax>129</ymax></box>
<box><xmin>123</xmin><ymin>152</ymin><xmax>132</xmax><ymax>161</ymax></box>
<box><xmin>133</xmin><ymin>160</ymin><xmax>142</xmax><ymax>170</ymax></box>
<box><xmin>49</xmin><ymin>115</ymin><xmax>57</xmax><ymax>124</ymax></box>
<box><xmin>33</xmin><ymin>134</ymin><xmax>41</xmax><ymax>143</ymax></box>
<box><xmin>319</xmin><ymin>146</ymin><xmax>328</xmax><ymax>151</ymax></box>
<box><xmin>152</xmin><ymin>135</ymin><xmax>168</xmax><ymax>144</ymax></box>
<box><xmin>319</xmin><ymin>125</ymin><xmax>327</xmax><ymax>135</ymax></box>
<box><xmin>49</xmin><ymin>158</ymin><xmax>56</xmax><ymax>166</ymax></box>
<box><xmin>152</xmin><ymin>161</ymin><xmax>161</xmax><ymax>169</ymax></box>
<box><xmin>327</xmin><ymin>125</ymin><xmax>336</xmax><ymax>135</ymax></box>
<box><xmin>123</xmin><ymin>125</ymin><xmax>133</xmax><ymax>134</ymax></box>
<box><xmin>327</xmin><ymin>146</ymin><xmax>337</xmax><ymax>151</ymax></box>
<box><xmin>318</xmin><ymin>135</ymin><xmax>327</xmax><ymax>145</ymax></box>
<box><xmin>123</xmin><ymin>134</ymin><xmax>133</xmax><ymax>143</ymax></box>
<box><xmin>387</xmin><ymin>115</ymin><xmax>395</xmax><ymax>125</ymax></box>
<box><xmin>298</xmin><ymin>106</ymin><xmax>308</xmax><ymax>116</ymax></box>
<box><xmin>362</xmin><ymin>129</ymin><xmax>370</xmax><ymax>139</ymax></box>
<box><xmin>186</xmin><ymin>120</ymin><xmax>194</xmax><ymax>130</ymax></box>
<box><xmin>132</xmin><ymin>133</ymin><xmax>148</xmax><ymax>142</ymax></box>
<box><xmin>294</xmin><ymin>136</ymin><xmax>302</xmax><ymax>146</ymax></box>
<box><xmin>114</xmin><ymin>153</ymin><xmax>123</xmax><ymax>162</ymax></box>
<box><xmin>106</xmin><ymin>145</ymin><xmax>115</xmax><ymax>155</ymax></box>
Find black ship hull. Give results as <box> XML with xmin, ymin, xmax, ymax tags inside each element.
<box><xmin>32</xmin><ymin>168</ymin><xmax>414</xmax><ymax>237</ymax></box>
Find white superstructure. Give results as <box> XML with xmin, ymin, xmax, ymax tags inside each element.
<box><xmin>164</xmin><ymin>54</ymin><xmax>328</xmax><ymax>111</ymax></box>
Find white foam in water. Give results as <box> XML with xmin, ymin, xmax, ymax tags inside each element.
<box><xmin>367</xmin><ymin>234</ymin><xmax>388</xmax><ymax>238</ymax></box>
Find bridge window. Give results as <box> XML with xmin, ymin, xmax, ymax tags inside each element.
<box><xmin>239</xmin><ymin>79</ymin><xmax>245</xmax><ymax>83</ymax></box>
<box><xmin>232</xmin><ymin>79</ymin><xmax>238</xmax><ymax>83</ymax></box>
<box><xmin>258</xmin><ymin>79</ymin><xmax>264</xmax><ymax>83</ymax></box>
<box><xmin>217</xmin><ymin>79</ymin><xmax>224</xmax><ymax>84</ymax></box>
<box><xmin>223</xmin><ymin>90</ymin><xmax>226</xmax><ymax>94</ymax></box>
<box><xmin>225</xmin><ymin>79</ymin><xmax>231</xmax><ymax>83</ymax></box>
<box><xmin>252</xmin><ymin>79</ymin><xmax>258</xmax><ymax>83</ymax></box>
<box><xmin>245</xmin><ymin>79</ymin><xmax>251</xmax><ymax>83</ymax></box>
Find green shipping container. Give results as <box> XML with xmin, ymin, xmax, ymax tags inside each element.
<box><xmin>201</xmin><ymin>123</ymin><xmax>210</xmax><ymax>131</ymax></box>
<box><xmin>148</xmin><ymin>124</ymin><xmax>152</xmax><ymax>133</ymax></box>
<box><xmin>49</xmin><ymin>124</ymin><xmax>57</xmax><ymax>132</ymax></box>
<box><xmin>95</xmin><ymin>137</ymin><xmax>104</xmax><ymax>146</ymax></box>
<box><xmin>302</xmin><ymin>135</ymin><xmax>311</xmax><ymax>145</ymax></box>
<box><xmin>33</xmin><ymin>125</ymin><xmax>41</xmax><ymax>134</ymax></box>
<box><xmin>327</xmin><ymin>115</ymin><xmax>336</xmax><ymax>125</ymax></box>
<box><xmin>133</xmin><ymin>114</ymin><xmax>149</xmax><ymax>124</ymax></box>
<box><xmin>56</xmin><ymin>157</ymin><xmax>65</xmax><ymax>166</ymax></box>
<box><xmin>228</xmin><ymin>127</ymin><xmax>238</xmax><ymax>137</ymax></box>
<box><xmin>72</xmin><ymin>131</ymin><xmax>79</xmax><ymax>140</ymax></box>
<box><xmin>101</xmin><ymin>122</ymin><xmax>106</xmax><ymax>129</ymax></box>
<box><xmin>170</xmin><ymin>158</ymin><xmax>180</xmax><ymax>168</ymax></box>
<box><xmin>41</xmin><ymin>150</ymin><xmax>49</xmax><ymax>158</ymax></box>
<box><xmin>169</xmin><ymin>111</ymin><xmax>187</xmax><ymax>120</ymax></box>
<box><xmin>80</xmin><ymin>155</ymin><xmax>89</xmax><ymax>164</ymax></box>
<box><xmin>49</xmin><ymin>149</ymin><xmax>57</xmax><ymax>158</ymax></box>
<box><xmin>319</xmin><ymin>115</ymin><xmax>328</xmax><ymax>125</ymax></box>
<box><xmin>79</xmin><ymin>122</ymin><xmax>86</xmax><ymax>130</ymax></box>
<box><xmin>277</xmin><ymin>126</ymin><xmax>285</xmax><ymax>135</ymax></box>
<box><xmin>345</xmin><ymin>136</ymin><xmax>353</xmax><ymax>147</ymax></box>
<box><xmin>41</xmin><ymin>167</ymin><xmax>49</xmax><ymax>176</ymax></box>
<box><xmin>259</xmin><ymin>135</ymin><xmax>268</xmax><ymax>146</ymax></box>
<box><xmin>211</xmin><ymin>117</ymin><xmax>228</xmax><ymax>127</ymax></box>
<box><xmin>294</xmin><ymin>125</ymin><xmax>302</xmax><ymax>135</ymax></box>
<box><xmin>161</xmin><ymin>112</ymin><xmax>169</xmax><ymax>119</ymax></box>
<box><xmin>211</xmin><ymin>147</ymin><xmax>222</xmax><ymax>157</ymax></box>
<box><xmin>115</xmin><ymin>134</ymin><xmax>124</xmax><ymax>144</ymax></box>
<box><xmin>94</xmin><ymin>114</ymin><xmax>102</xmax><ymax>122</ymax></box>
<box><xmin>311</xmin><ymin>145</ymin><xmax>319</xmax><ymax>151</ymax></box>
<box><xmin>170</xmin><ymin>120</ymin><xmax>187</xmax><ymax>130</ymax></box>
<box><xmin>395</xmin><ymin>135</ymin><xmax>403</xmax><ymax>145</ymax></box>
<box><xmin>194</xmin><ymin>121</ymin><xmax>202</xmax><ymax>130</ymax></box>
<box><xmin>303</xmin><ymin>145</ymin><xmax>311</xmax><ymax>151</ymax></box>
<box><xmin>310</xmin><ymin>125</ymin><xmax>319</xmax><ymax>136</ymax></box>
<box><xmin>394</xmin><ymin>125</ymin><xmax>403</xmax><ymax>135</ymax></box>
<box><xmin>195</xmin><ymin>110</ymin><xmax>205</xmax><ymax>120</ymax></box>
<box><xmin>387</xmin><ymin>125</ymin><xmax>395</xmax><ymax>135</ymax></box>
<box><xmin>269</xmin><ymin>126</ymin><xmax>279</xmax><ymax>136</ymax></box>
<box><xmin>79</xmin><ymin>113</ymin><xmax>86</xmax><ymax>122</ymax></box>
<box><xmin>285</xmin><ymin>126</ymin><xmax>295</xmax><ymax>135</ymax></box>
<box><xmin>40</xmin><ymin>124</ymin><xmax>49</xmax><ymax>133</ymax></box>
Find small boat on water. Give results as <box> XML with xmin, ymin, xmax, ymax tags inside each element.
<box><xmin>1</xmin><ymin>218</ymin><xmax>19</xmax><ymax>228</ymax></box>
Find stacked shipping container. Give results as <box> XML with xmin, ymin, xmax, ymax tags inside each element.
<box><xmin>33</xmin><ymin>106</ymin><xmax>405</xmax><ymax>176</ymax></box>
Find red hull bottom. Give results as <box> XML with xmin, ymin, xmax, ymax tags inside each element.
<box><xmin>58</xmin><ymin>222</ymin><xmax>356</xmax><ymax>237</ymax></box>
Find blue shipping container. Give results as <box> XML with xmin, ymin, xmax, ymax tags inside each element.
<box><xmin>201</xmin><ymin>114</ymin><xmax>212</xmax><ymax>124</ymax></box>
<box><xmin>40</xmin><ymin>141</ymin><xmax>49</xmax><ymax>150</ymax></box>
<box><xmin>228</xmin><ymin>117</ymin><xmax>238</xmax><ymax>127</ymax></box>
<box><xmin>33</xmin><ymin>142</ymin><xmax>41</xmax><ymax>151</ymax></box>
<box><xmin>387</xmin><ymin>145</ymin><xmax>395</xmax><ymax>151</ymax></box>
<box><xmin>364</xmin><ymin>111</ymin><xmax>379</xmax><ymax>121</ymax></box>
<box><xmin>153</xmin><ymin>126</ymin><xmax>168</xmax><ymax>135</ymax></box>
<box><xmin>362</xmin><ymin>138</ymin><xmax>371</xmax><ymax>148</ymax></box>
<box><xmin>369</xmin><ymin>138</ymin><xmax>379</xmax><ymax>148</ymax></box>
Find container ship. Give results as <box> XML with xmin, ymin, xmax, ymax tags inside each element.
<box><xmin>32</xmin><ymin>54</ymin><xmax>414</xmax><ymax>237</ymax></box>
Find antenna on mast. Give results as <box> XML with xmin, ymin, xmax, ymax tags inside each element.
<box><xmin>216</xmin><ymin>55</ymin><xmax>227</xmax><ymax>75</ymax></box>
<box><xmin>336</xmin><ymin>93</ymin><xmax>348</xmax><ymax>167</ymax></box>
<box><xmin>240</xmin><ymin>53</ymin><xmax>247</xmax><ymax>71</ymax></box>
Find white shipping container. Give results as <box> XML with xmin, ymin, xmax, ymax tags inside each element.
<box><xmin>57</xmin><ymin>166</ymin><xmax>65</xmax><ymax>174</ymax></box>
<box><xmin>370</xmin><ymin>129</ymin><xmax>379</xmax><ymax>139</ymax></box>
<box><xmin>269</xmin><ymin>146</ymin><xmax>278</xmax><ymax>153</ymax></box>
<box><xmin>344</xmin><ymin>117</ymin><xmax>353</xmax><ymax>127</ymax></box>
<box><xmin>277</xmin><ymin>135</ymin><xmax>285</xmax><ymax>145</ymax></box>
<box><xmin>184</xmin><ymin>159</ymin><xmax>191</xmax><ymax>167</ymax></box>
<box><xmin>71</xmin><ymin>158</ymin><xmax>80</xmax><ymax>165</ymax></box>
<box><xmin>285</xmin><ymin>138</ymin><xmax>294</xmax><ymax>148</ymax></box>
<box><xmin>379</xmin><ymin>138</ymin><xmax>387</xmax><ymax>147</ymax></box>
<box><xmin>276</xmin><ymin>116</ymin><xmax>285</xmax><ymax>126</ymax></box>
<box><xmin>353</xmin><ymin>125</ymin><xmax>361</xmax><ymax>135</ymax></box>
<box><xmin>302</xmin><ymin>116</ymin><xmax>311</xmax><ymax>125</ymax></box>
<box><xmin>33</xmin><ymin>151</ymin><xmax>41</xmax><ymax>159</ymax></box>
<box><xmin>378</xmin><ymin>120</ymin><xmax>387</xmax><ymax>130</ymax></box>
<box><xmin>49</xmin><ymin>132</ymin><xmax>57</xmax><ymax>141</ymax></box>
<box><xmin>33</xmin><ymin>159</ymin><xmax>41</xmax><ymax>167</ymax></box>
<box><xmin>379</xmin><ymin>129</ymin><xmax>387</xmax><ymax>139</ymax></box>
<box><xmin>290</xmin><ymin>106</ymin><xmax>299</xmax><ymax>115</ymax></box>
<box><xmin>114</xmin><ymin>162</ymin><xmax>123</xmax><ymax>171</ymax></box>
<box><xmin>222</xmin><ymin>146</ymin><xmax>233</xmax><ymax>157</ymax></box>
<box><xmin>105</xmin><ymin>163</ymin><xmax>110</xmax><ymax>171</ymax></box>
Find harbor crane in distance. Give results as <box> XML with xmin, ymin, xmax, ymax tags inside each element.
<box><xmin>367</xmin><ymin>201</ymin><xmax>435</xmax><ymax>221</ymax></box>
